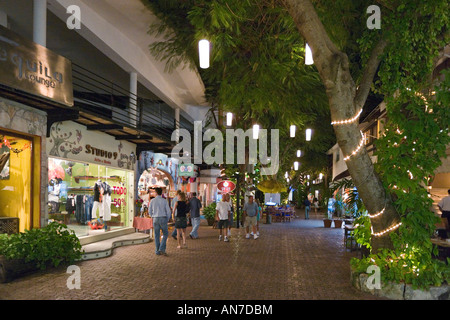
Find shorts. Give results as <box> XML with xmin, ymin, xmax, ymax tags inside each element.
<box><xmin>244</xmin><ymin>215</ymin><xmax>257</xmax><ymax>228</ymax></box>
<box><xmin>175</xmin><ymin>216</ymin><xmax>187</xmax><ymax>229</ymax></box>
<box><xmin>218</xmin><ymin>219</ymin><xmax>229</xmax><ymax>229</ymax></box>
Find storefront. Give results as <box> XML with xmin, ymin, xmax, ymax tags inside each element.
<box><xmin>0</xmin><ymin>98</ymin><xmax>47</xmax><ymax>233</ymax></box>
<box><xmin>46</xmin><ymin>121</ymin><xmax>136</xmax><ymax>237</ymax></box>
<box><xmin>198</xmin><ymin>168</ymin><xmax>221</xmax><ymax>206</ymax></box>
<box><xmin>0</xmin><ymin>25</ymin><xmax>72</xmax><ymax>233</ymax></box>
<box><xmin>136</xmin><ymin>151</ymin><xmax>179</xmax><ymax>211</ymax></box>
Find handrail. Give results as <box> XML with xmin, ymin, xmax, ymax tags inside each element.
<box><xmin>71</xmin><ymin>63</ymin><xmax>194</xmax><ymax>143</ymax></box>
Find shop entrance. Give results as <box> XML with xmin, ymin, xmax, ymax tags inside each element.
<box><xmin>137</xmin><ymin>167</ymin><xmax>175</xmax><ymax>212</ymax></box>
<box><xmin>0</xmin><ymin>130</ymin><xmax>34</xmax><ymax>232</ymax></box>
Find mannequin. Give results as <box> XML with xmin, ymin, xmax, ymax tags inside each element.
<box><xmin>102</xmin><ymin>181</ymin><xmax>112</xmax><ymax>230</ymax></box>
<box><xmin>91</xmin><ymin>179</ymin><xmax>104</xmax><ymax>221</ymax></box>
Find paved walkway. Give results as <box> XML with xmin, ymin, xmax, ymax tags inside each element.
<box><xmin>0</xmin><ymin>215</ymin><xmax>381</xmax><ymax>300</ymax></box>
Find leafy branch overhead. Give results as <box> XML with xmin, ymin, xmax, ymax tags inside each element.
<box><xmin>142</xmin><ymin>0</ymin><xmax>336</xmax><ymax>176</ymax></box>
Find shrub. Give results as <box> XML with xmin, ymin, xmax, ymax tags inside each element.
<box><xmin>0</xmin><ymin>222</ymin><xmax>83</xmax><ymax>269</ymax></box>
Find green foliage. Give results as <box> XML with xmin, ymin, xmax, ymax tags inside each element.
<box><xmin>143</xmin><ymin>0</ymin><xmax>336</xmax><ymax>179</ymax></box>
<box><xmin>350</xmin><ymin>0</ymin><xmax>450</xmax><ymax>289</ymax></box>
<box><xmin>352</xmin><ymin>215</ymin><xmax>372</xmax><ymax>251</ymax></box>
<box><xmin>0</xmin><ymin>222</ymin><xmax>83</xmax><ymax>270</ymax></box>
<box><xmin>202</xmin><ymin>202</ymin><xmax>217</xmax><ymax>221</ymax></box>
<box><xmin>351</xmin><ymin>250</ymin><xmax>449</xmax><ymax>290</ymax></box>
<box><xmin>329</xmin><ymin>178</ymin><xmax>366</xmax><ymax>218</ymax></box>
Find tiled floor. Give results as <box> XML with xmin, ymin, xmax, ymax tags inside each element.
<box><xmin>0</xmin><ymin>215</ymin><xmax>382</xmax><ymax>300</ymax></box>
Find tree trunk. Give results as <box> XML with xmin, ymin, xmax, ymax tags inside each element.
<box><xmin>284</xmin><ymin>0</ymin><xmax>401</xmax><ymax>252</ymax></box>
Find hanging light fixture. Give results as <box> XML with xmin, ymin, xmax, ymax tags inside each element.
<box><xmin>198</xmin><ymin>39</ymin><xmax>210</xmax><ymax>69</ymax></box>
<box><xmin>290</xmin><ymin>125</ymin><xmax>296</xmax><ymax>138</ymax></box>
<box><xmin>253</xmin><ymin>124</ymin><xmax>260</xmax><ymax>139</ymax></box>
<box><xmin>305</xmin><ymin>43</ymin><xmax>314</xmax><ymax>65</ymax></box>
<box><xmin>305</xmin><ymin>128</ymin><xmax>312</xmax><ymax>141</ymax></box>
<box><xmin>297</xmin><ymin>150</ymin><xmax>301</xmax><ymax>157</ymax></box>
<box><xmin>294</xmin><ymin>161</ymin><xmax>299</xmax><ymax>171</ymax></box>
<box><xmin>319</xmin><ymin>173</ymin><xmax>323</xmax><ymax>180</ymax></box>
<box><xmin>285</xmin><ymin>171</ymin><xmax>289</xmax><ymax>179</ymax></box>
<box><xmin>226</xmin><ymin>112</ymin><xmax>233</xmax><ymax>126</ymax></box>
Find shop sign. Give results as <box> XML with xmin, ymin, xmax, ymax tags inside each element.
<box><xmin>47</xmin><ymin>121</ymin><xmax>135</xmax><ymax>170</ymax></box>
<box><xmin>178</xmin><ymin>163</ymin><xmax>194</xmax><ymax>176</ymax></box>
<box><xmin>0</xmin><ymin>25</ymin><xmax>73</xmax><ymax>107</ymax></box>
<box><xmin>217</xmin><ymin>180</ymin><xmax>236</xmax><ymax>193</ymax></box>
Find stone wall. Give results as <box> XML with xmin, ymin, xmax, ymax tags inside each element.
<box><xmin>0</xmin><ymin>97</ymin><xmax>48</xmax><ymax>228</ymax></box>
<box><xmin>351</xmin><ymin>270</ymin><xmax>450</xmax><ymax>300</ymax></box>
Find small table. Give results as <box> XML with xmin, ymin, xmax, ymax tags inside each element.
<box><xmin>133</xmin><ymin>217</ymin><xmax>153</xmax><ymax>236</ymax></box>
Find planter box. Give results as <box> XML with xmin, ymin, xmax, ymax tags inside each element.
<box><xmin>334</xmin><ymin>219</ymin><xmax>343</xmax><ymax>228</ymax></box>
<box><xmin>0</xmin><ymin>255</ymin><xmax>39</xmax><ymax>283</ymax></box>
<box><xmin>323</xmin><ymin>219</ymin><xmax>332</xmax><ymax>228</ymax></box>
<box><xmin>350</xmin><ymin>269</ymin><xmax>450</xmax><ymax>300</ymax></box>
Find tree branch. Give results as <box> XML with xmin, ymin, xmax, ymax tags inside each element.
<box><xmin>282</xmin><ymin>0</ymin><xmax>341</xmax><ymax>85</ymax></box>
<box><xmin>354</xmin><ymin>38</ymin><xmax>388</xmax><ymax>110</ymax></box>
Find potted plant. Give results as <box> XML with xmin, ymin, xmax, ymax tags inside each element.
<box><xmin>0</xmin><ymin>222</ymin><xmax>83</xmax><ymax>283</ymax></box>
<box><xmin>202</xmin><ymin>202</ymin><xmax>217</xmax><ymax>226</ymax></box>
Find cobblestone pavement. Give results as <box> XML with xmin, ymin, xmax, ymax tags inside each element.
<box><xmin>0</xmin><ymin>216</ymin><xmax>382</xmax><ymax>300</ymax></box>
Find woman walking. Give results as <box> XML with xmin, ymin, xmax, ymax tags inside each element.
<box><xmin>172</xmin><ymin>192</ymin><xmax>189</xmax><ymax>249</ymax></box>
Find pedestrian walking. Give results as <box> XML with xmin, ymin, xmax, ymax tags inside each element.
<box><xmin>172</xmin><ymin>192</ymin><xmax>189</xmax><ymax>249</ymax></box>
<box><xmin>171</xmin><ymin>190</ymin><xmax>181</xmax><ymax>240</ymax></box>
<box><xmin>304</xmin><ymin>197</ymin><xmax>311</xmax><ymax>220</ymax></box>
<box><xmin>215</xmin><ymin>196</ymin><xmax>231</xmax><ymax>242</ymax></box>
<box><xmin>255</xmin><ymin>199</ymin><xmax>262</xmax><ymax>236</ymax></box>
<box><xmin>313</xmin><ymin>197</ymin><xmax>319</xmax><ymax>213</ymax></box>
<box><xmin>224</xmin><ymin>193</ymin><xmax>233</xmax><ymax>237</ymax></box>
<box><xmin>148</xmin><ymin>188</ymin><xmax>171</xmax><ymax>255</ymax></box>
<box><xmin>188</xmin><ymin>192</ymin><xmax>202</xmax><ymax>239</ymax></box>
<box><xmin>243</xmin><ymin>195</ymin><xmax>259</xmax><ymax>239</ymax></box>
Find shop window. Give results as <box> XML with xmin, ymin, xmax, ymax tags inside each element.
<box><xmin>48</xmin><ymin>158</ymin><xmax>133</xmax><ymax>237</ymax></box>
<box><xmin>0</xmin><ymin>132</ymin><xmax>33</xmax><ymax>232</ymax></box>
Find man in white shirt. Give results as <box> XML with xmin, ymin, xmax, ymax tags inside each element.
<box><xmin>438</xmin><ymin>189</ymin><xmax>450</xmax><ymax>230</ymax></box>
<box><xmin>215</xmin><ymin>196</ymin><xmax>231</xmax><ymax>242</ymax></box>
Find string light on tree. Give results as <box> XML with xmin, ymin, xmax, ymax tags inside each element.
<box><xmin>368</xmin><ymin>207</ymin><xmax>385</xmax><ymax>219</ymax></box>
<box><xmin>331</xmin><ymin>108</ymin><xmax>363</xmax><ymax>125</ymax></box>
<box><xmin>343</xmin><ymin>131</ymin><xmax>365</xmax><ymax>161</ymax></box>
<box><xmin>371</xmin><ymin>222</ymin><xmax>402</xmax><ymax>237</ymax></box>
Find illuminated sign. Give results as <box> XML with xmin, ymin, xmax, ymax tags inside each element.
<box><xmin>217</xmin><ymin>180</ymin><xmax>236</xmax><ymax>193</ymax></box>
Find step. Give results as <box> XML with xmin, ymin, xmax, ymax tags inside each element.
<box><xmin>80</xmin><ymin>232</ymin><xmax>151</xmax><ymax>261</ymax></box>
<box><xmin>78</xmin><ymin>227</ymin><xmax>136</xmax><ymax>246</ymax></box>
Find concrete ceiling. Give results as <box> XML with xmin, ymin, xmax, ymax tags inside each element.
<box><xmin>0</xmin><ymin>0</ymin><xmax>209</xmax><ymax>121</ymax></box>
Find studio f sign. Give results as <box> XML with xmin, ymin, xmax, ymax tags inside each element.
<box><xmin>85</xmin><ymin>144</ymin><xmax>118</xmax><ymax>160</ymax></box>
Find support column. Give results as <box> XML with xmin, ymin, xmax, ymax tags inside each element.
<box><xmin>33</xmin><ymin>0</ymin><xmax>47</xmax><ymax>47</ymax></box>
<box><xmin>129</xmin><ymin>71</ymin><xmax>138</xmax><ymax>128</ymax></box>
<box><xmin>175</xmin><ymin>107</ymin><xmax>180</xmax><ymax>143</ymax></box>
